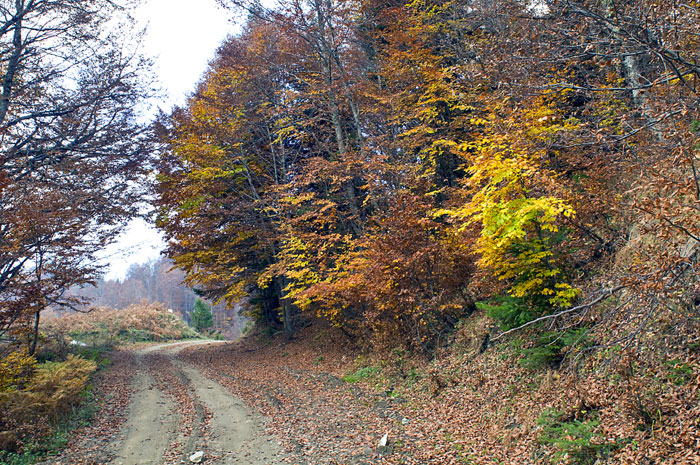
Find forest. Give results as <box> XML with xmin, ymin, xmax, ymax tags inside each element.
<box><xmin>158</xmin><ymin>0</ymin><xmax>700</xmax><ymax>354</ymax></box>
<box><xmin>1</xmin><ymin>0</ymin><xmax>700</xmax><ymax>463</ymax></box>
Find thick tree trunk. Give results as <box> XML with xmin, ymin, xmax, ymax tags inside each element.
<box><xmin>277</xmin><ymin>276</ymin><xmax>294</xmax><ymax>339</ymax></box>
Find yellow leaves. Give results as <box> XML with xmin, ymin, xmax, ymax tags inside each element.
<box><xmin>549</xmin><ymin>283</ymin><xmax>581</xmax><ymax>307</ymax></box>
<box><xmin>0</xmin><ymin>355</ymin><xmax>96</xmax><ymax>424</ymax></box>
<box><xmin>222</xmin><ymin>280</ymin><xmax>247</xmax><ymax>303</ymax></box>
<box><xmin>282</xmin><ymin>192</ymin><xmax>315</xmax><ymax>206</ymax></box>
<box><xmin>0</xmin><ymin>348</ymin><xmax>36</xmax><ymax>391</ymax></box>
<box><xmin>520</xmin><ymin>93</ymin><xmax>582</xmax><ymax>144</ymax></box>
<box><xmin>400</xmin><ymin>124</ymin><xmax>437</xmax><ymax>139</ymax></box>
<box><xmin>258</xmin><ymin>233</ymin><xmax>323</xmax><ymax>308</ymax></box>
<box><xmin>441</xmin><ymin>109</ymin><xmax>580</xmax><ymax>308</ymax></box>
<box><xmin>256</xmin><ymin>268</ymin><xmax>274</xmax><ymax>290</ymax></box>
<box><xmin>469</xmin><ymin>117</ymin><xmax>489</xmax><ymax>127</ymax></box>
<box><xmin>187</xmin><ymin>166</ymin><xmax>243</xmax><ymax>182</ymax></box>
<box><xmin>273</xmin><ymin>116</ymin><xmax>299</xmax><ymax>144</ymax></box>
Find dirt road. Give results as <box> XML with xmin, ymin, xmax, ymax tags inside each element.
<box><xmin>108</xmin><ymin>341</ymin><xmax>284</xmax><ymax>465</ymax></box>
<box><xmin>48</xmin><ymin>335</ymin><xmax>394</xmax><ymax>465</ymax></box>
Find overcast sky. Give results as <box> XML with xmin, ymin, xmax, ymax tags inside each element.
<box><xmin>100</xmin><ymin>0</ymin><xmax>240</xmax><ymax>280</ymax></box>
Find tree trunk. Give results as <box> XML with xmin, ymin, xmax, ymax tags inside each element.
<box><xmin>277</xmin><ymin>276</ymin><xmax>295</xmax><ymax>338</ymax></box>
<box><xmin>29</xmin><ymin>309</ymin><xmax>40</xmax><ymax>356</ymax></box>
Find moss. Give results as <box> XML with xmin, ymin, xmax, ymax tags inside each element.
<box><xmin>343</xmin><ymin>366</ymin><xmax>380</xmax><ymax>383</ymax></box>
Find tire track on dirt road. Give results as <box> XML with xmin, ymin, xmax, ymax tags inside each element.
<box><xmin>108</xmin><ymin>340</ymin><xmax>284</xmax><ymax>465</ymax></box>
<box><xmin>109</xmin><ymin>358</ymin><xmax>179</xmax><ymax>465</ymax></box>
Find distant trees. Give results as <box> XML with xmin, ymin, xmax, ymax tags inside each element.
<box><xmin>66</xmin><ymin>258</ymin><xmax>198</xmax><ymax>314</ymax></box>
<box><xmin>157</xmin><ymin>0</ymin><xmax>700</xmax><ymax>353</ymax></box>
<box><xmin>191</xmin><ymin>299</ymin><xmax>214</xmax><ymax>333</ymax></box>
<box><xmin>64</xmin><ymin>258</ymin><xmax>240</xmax><ymax>337</ymax></box>
<box><xmin>0</xmin><ymin>0</ymin><xmax>155</xmax><ymax>354</ymax></box>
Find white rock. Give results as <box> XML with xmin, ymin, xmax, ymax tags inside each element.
<box><xmin>401</xmin><ymin>417</ymin><xmax>409</xmax><ymax>425</ymax></box>
<box><xmin>189</xmin><ymin>451</ymin><xmax>204</xmax><ymax>463</ymax></box>
<box><xmin>378</xmin><ymin>433</ymin><xmax>388</xmax><ymax>447</ymax></box>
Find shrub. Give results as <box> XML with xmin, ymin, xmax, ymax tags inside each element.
<box><xmin>537</xmin><ymin>407</ymin><xmax>617</xmax><ymax>464</ymax></box>
<box><xmin>43</xmin><ymin>303</ymin><xmax>196</xmax><ymax>344</ymax></box>
<box><xmin>72</xmin><ymin>346</ymin><xmax>111</xmax><ymax>369</ymax></box>
<box><xmin>191</xmin><ymin>298</ymin><xmax>214</xmax><ymax>333</ymax></box>
<box><xmin>0</xmin><ymin>349</ymin><xmax>36</xmax><ymax>391</ymax></box>
<box><xmin>343</xmin><ymin>366</ymin><xmax>380</xmax><ymax>383</ymax></box>
<box><xmin>0</xmin><ymin>355</ymin><xmax>96</xmax><ymax>452</ymax></box>
<box><xmin>33</xmin><ymin>333</ymin><xmax>70</xmax><ymax>364</ymax></box>
<box><xmin>477</xmin><ymin>295</ymin><xmax>536</xmax><ymax>331</ymax></box>
<box><xmin>516</xmin><ymin>328</ymin><xmax>591</xmax><ymax>370</ymax></box>
<box><xmin>11</xmin><ymin>355</ymin><xmax>96</xmax><ymax>419</ymax></box>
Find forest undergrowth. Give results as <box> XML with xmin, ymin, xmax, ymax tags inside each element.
<box><xmin>181</xmin><ymin>310</ymin><xmax>700</xmax><ymax>465</ymax></box>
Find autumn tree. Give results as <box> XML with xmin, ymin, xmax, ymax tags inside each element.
<box><xmin>155</xmin><ymin>19</ymin><xmax>294</xmax><ymax>333</ymax></box>
<box><xmin>156</xmin><ymin>4</ymin><xmax>376</xmax><ymax>338</ymax></box>
<box><xmin>470</xmin><ymin>0</ymin><xmax>700</xmax><ymax>334</ymax></box>
<box><xmin>0</xmin><ymin>0</ymin><xmax>154</xmax><ymax>355</ymax></box>
<box><xmin>157</xmin><ymin>1</ymin><xmax>484</xmax><ymax>350</ymax></box>
<box><xmin>157</xmin><ymin>0</ymin><xmax>700</xmax><ymax>353</ymax></box>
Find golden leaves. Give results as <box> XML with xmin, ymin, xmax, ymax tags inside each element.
<box><xmin>442</xmin><ymin>105</ymin><xmax>579</xmax><ymax>307</ymax></box>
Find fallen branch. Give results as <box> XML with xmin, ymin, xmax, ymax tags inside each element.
<box><xmin>491</xmin><ymin>285</ymin><xmax>627</xmax><ymax>342</ymax></box>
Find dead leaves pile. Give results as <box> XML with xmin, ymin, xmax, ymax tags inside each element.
<box><xmin>180</xmin><ymin>322</ymin><xmax>699</xmax><ymax>465</ymax></box>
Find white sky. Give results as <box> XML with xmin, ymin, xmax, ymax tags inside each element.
<box><xmin>101</xmin><ymin>0</ymin><xmax>240</xmax><ymax>280</ymax></box>
<box><xmin>135</xmin><ymin>0</ymin><xmax>239</xmax><ymax>108</ymax></box>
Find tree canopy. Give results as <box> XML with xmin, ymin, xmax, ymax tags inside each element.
<box><xmin>155</xmin><ymin>0</ymin><xmax>700</xmax><ymax>354</ymax></box>
<box><xmin>0</xmin><ymin>0</ymin><xmax>155</xmax><ymax>354</ymax></box>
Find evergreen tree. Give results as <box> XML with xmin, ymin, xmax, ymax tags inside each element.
<box><xmin>191</xmin><ymin>298</ymin><xmax>214</xmax><ymax>333</ymax></box>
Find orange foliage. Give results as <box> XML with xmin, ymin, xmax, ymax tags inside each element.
<box><xmin>157</xmin><ymin>0</ymin><xmax>700</xmax><ymax>355</ymax></box>
<box><xmin>44</xmin><ymin>303</ymin><xmax>195</xmax><ymax>343</ymax></box>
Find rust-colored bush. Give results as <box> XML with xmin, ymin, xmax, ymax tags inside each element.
<box><xmin>0</xmin><ymin>355</ymin><xmax>96</xmax><ymax>451</ymax></box>
<box><xmin>43</xmin><ymin>302</ymin><xmax>196</xmax><ymax>343</ymax></box>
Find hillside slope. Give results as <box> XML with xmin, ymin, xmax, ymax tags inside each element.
<box><xmin>43</xmin><ymin>303</ymin><xmax>198</xmax><ymax>345</ymax></box>
<box><xmin>179</xmin><ymin>319</ymin><xmax>699</xmax><ymax>465</ymax></box>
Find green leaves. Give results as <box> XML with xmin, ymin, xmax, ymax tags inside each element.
<box><xmin>690</xmin><ymin>119</ymin><xmax>700</xmax><ymax>134</ymax></box>
<box><xmin>191</xmin><ymin>299</ymin><xmax>214</xmax><ymax>333</ymax></box>
<box><xmin>445</xmin><ymin>127</ymin><xmax>579</xmax><ymax>311</ymax></box>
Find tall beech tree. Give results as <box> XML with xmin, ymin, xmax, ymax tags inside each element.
<box><xmin>0</xmin><ymin>0</ymin><xmax>154</xmax><ymax>354</ymax></box>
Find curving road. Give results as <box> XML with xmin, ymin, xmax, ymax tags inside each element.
<box><xmin>109</xmin><ymin>341</ymin><xmax>283</xmax><ymax>465</ymax></box>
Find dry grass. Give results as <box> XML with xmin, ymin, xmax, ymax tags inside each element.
<box><xmin>0</xmin><ymin>355</ymin><xmax>96</xmax><ymax>452</ymax></box>
<box><xmin>43</xmin><ymin>302</ymin><xmax>198</xmax><ymax>345</ymax></box>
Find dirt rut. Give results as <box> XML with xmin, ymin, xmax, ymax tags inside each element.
<box><xmin>108</xmin><ymin>341</ymin><xmax>283</xmax><ymax>465</ymax></box>
<box><xmin>110</xmin><ymin>363</ymin><xmax>178</xmax><ymax>464</ymax></box>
